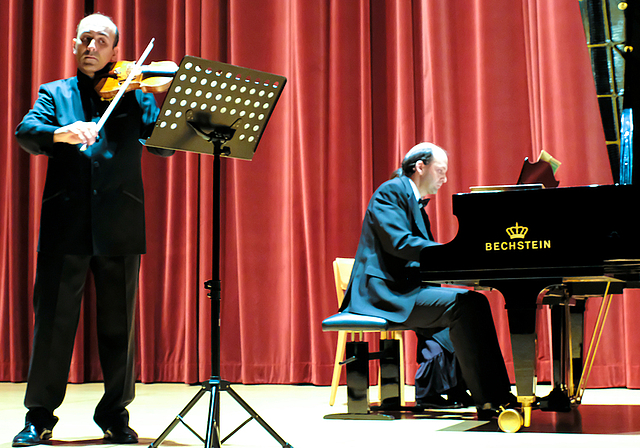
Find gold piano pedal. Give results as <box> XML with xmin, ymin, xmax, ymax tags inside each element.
<box><xmin>498</xmin><ymin>408</ymin><xmax>522</xmax><ymax>433</ymax></box>
<box><xmin>497</xmin><ymin>395</ymin><xmax>536</xmax><ymax>433</ymax></box>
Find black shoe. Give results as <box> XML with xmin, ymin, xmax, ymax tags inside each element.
<box><xmin>506</xmin><ymin>393</ymin><xmax>521</xmax><ymax>408</ymax></box>
<box><xmin>417</xmin><ymin>395</ymin><xmax>463</xmax><ymax>409</ymax></box>
<box><xmin>12</xmin><ymin>423</ymin><xmax>52</xmax><ymax>447</ymax></box>
<box><xmin>475</xmin><ymin>394</ymin><xmax>526</xmax><ymax>421</ymax></box>
<box><xmin>475</xmin><ymin>405</ymin><xmax>500</xmax><ymax>421</ymax></box>
<box><xmin>103</xmin><ymin>426</ymin><xmax>138</xmax><ymax>444</ymax></box>
<box><xmin>446</xmin><ymin>389</ymin><xmax>475</xmax><ymax>407</ymax></box>
<box><xmin>539</xmin><ymin>387</ymin><xmax>571</xmax><ymax>412</ymax></box>
<box><xmin>504</xmin><ymin>393</ymin><xmax>541</xmax><ymax>410</ymax></box>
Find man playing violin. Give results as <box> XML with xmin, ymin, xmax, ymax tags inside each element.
<box><xmin>12</xmin><ymin>13</ymin><xmax>173</xmax><ymax>446</ymax></box>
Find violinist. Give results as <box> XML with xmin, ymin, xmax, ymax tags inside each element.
<box><xmin>13</xmin><ymin>13</ymin><xmax>173</xmax><ymax>446</ymax></box>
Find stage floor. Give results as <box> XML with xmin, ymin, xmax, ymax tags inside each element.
<box><xmin>1</xmin><ymin>383</ymin><xmax>639</xmax><ymax>448</ymax></box>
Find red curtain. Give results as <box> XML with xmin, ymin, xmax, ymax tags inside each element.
<box><xmin>1</xmin><ymin>0</ymin><xmax>639</xmax><ymax>389</ymax></box>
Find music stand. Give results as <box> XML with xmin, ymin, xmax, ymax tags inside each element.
<box><xmin>145</xmin><ymin>56</ymin><xmax>291</xmax><ymax>448</ymax></box>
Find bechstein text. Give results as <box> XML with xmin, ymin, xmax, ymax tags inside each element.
<box><xmin>485</xmin><ymin>223</ymin><xmax>552</xmax><ymax>251</ymax></box>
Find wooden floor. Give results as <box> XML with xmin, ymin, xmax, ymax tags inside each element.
<box><xmin>2</xmin><ymin>382</ymin><xmax>640</xmax><ymax>448</ymax></box>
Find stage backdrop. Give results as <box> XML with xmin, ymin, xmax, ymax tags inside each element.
<box><xmin>2</xmin><ymin>0</ymin><xmax>639</xmax><ymax>389</ymax></box>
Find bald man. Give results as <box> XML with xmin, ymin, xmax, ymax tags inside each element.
<box><xmin>13</xmin><ymin>13</ymin><xmax>173</xmax><ymax>446</ymax></box>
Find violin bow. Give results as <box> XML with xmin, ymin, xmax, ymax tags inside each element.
<box><xmin>80</xmin><ymin>37</ymin><xmax>156</xmax><ymax>152</ymax></box>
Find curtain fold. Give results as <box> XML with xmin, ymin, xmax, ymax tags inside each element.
<box><xmin>1</xmin><ymin>0</ymin><xmax>638</xmax><ymax>389</ymax></box>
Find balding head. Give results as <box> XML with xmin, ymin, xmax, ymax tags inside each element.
<box><xmin>403</xmin><ymin>142</ymin><xmax>448</xmax><ymax>196</ymax></box>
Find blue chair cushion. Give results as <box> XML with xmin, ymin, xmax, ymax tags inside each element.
<box><xmin>322</xmin><ymin>312</ymin><xmax>405</xmax><ymax>332</ymax></box>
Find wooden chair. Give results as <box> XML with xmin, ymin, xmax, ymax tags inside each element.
<box><xmin>326</xmin><ymin>257</ymin><xmax>406</xmax><ymax>410</ymax></box>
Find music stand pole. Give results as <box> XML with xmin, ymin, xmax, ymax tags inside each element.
<box><xmin>146</xmin><ymin>57</ymin><xmax>290</xmax><ymax>448</ymax></box>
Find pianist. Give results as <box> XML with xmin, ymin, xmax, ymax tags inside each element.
<box><xmin>339</xmin><ymin>142</ymin><xmax>514</xmax><ymax>417</ymax></box>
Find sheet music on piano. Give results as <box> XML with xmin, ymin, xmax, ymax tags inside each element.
<box><xmin>469</xmin><ymin>150</ymin><xmax>562</xmax><ymax>192</ymax></box>
<box><xmin>469</xmin><ymin>183</ymin><xmax>544</xmax><ymax>193</ymax></box>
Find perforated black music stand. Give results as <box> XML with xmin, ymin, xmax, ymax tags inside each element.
<box><xmin>145</xmin><ymin>56</ymin><xmax>290</xmax><ymax>448</ymax></box>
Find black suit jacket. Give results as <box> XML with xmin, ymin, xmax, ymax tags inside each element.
<box><xmin>340</xmin><ymin>175</ymin><xmax>440</xmax><ymax>323</ymax></box>
<box><xmin>16</xmin><ymin>71</ymin><xmax>174</xmax><ymax>255</ymax></box>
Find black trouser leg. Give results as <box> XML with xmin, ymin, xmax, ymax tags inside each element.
<box><xmin>24</xmin><ymin>253</ymin><xmax>91</xmax><ymax>428</ymax></box>
<box><xmin>404</xmin><ymin>288</ymin><xmax>512</xmax><ymax>407</ymax></box>
<box><xmin>447</xmin><ymin>292</ymin><xmax>512</xmax><ymax>406</ymax></box>
<box><xmin>92</xmin><ymin>255</ymin><xmax>140</xmax><ymax>431</ymax></box>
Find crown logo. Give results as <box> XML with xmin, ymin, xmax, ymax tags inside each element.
<box><xmin>506</xmin><ymin>222</ymin><xmax>528</xmax><ymax>239</ymax></box>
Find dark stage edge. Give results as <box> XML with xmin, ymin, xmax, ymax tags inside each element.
<box><xmin>471</xmin><ymin>405</ymin><xmax>640</xmax><ymax>434</ymax></box>
<box><xmin>366</xmin><ymin>404</ymin><xmax>640</xmax><ymax>434</ymax></box>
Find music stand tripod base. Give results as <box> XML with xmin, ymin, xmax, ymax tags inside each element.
<box><xmin>148</xmin><ymin>379</ymin><xmax>293</xmax><ymax>448</ymax></box>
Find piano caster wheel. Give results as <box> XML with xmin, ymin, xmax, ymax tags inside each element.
<box><xmin>497</xmin><ymin>408</ymin><xmax>523</xmax><ymax>433</ymax></box>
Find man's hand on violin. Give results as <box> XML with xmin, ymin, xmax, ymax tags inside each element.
<box><xmin>53</xmin><ymin>121</ymin><xmax>99</xmax><ymax>146</ymax></box>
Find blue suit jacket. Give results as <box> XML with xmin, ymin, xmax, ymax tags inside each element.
<box><xmin>16</xmin><ymin>71</ymin><xmax>174</xmax><ymax>255</ymax></box>
<box><xmin>340</xmin><ymin>175</ymin><xmax>440</xmax><ymax>323</ymax></box>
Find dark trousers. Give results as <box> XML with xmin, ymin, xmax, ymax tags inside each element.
<box><xmin>24</xmin><ymin>253</ymin><xmax>140</xmax><ymax>431</ymax></box>
<box><xmin>414</xmin><ymin>329</ymin><xmax>459</xmax><ymax>399</ymax></box>
<box><xmin>402</xmin><ymin>286</ymin><xmax>511</xmax><ymax>407</ymax></box>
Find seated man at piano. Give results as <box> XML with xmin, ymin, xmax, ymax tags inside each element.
<box><xmin>339</xmin><ymin>142</ymin><xmax>514</xmax><ymax>418</ymax></box>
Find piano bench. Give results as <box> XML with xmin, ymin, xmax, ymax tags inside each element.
<box><xmin>321</xmin><ymin>312</ymin><xmax>405</xmax><ymax>332</ymax></box>
<box><xmin>321</xmin><ymin>312</ymin><xmax>406</xmax><ymax>419</ymax></box>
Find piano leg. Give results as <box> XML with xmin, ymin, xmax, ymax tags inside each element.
<box><xmin>570</xmin><ymin>303</ymin><xmax>585</xmax><ymax>390</ymax></box>
<box><xmin>495</xmin><ymin>279</ymin><xmax>553</xmax><ymax>428</ymax></box>
<box><xmin>541</xmin><ymin>295</ymin><xmax>585</xmax><ymax>411</ymax></box>
<box><xmin>541</xmin><ymin>281</ymin><xmax>623</xmax><ymax>412</ymax></box>
<box><xmin>539</xmin><ymin>285</ymin><xmax>573</xmax><ymax>411</ymax></box>
<box><xmin>509</xmin><ymin>333</ymin><xmax>537</xmax><ymax>426</ymax></box>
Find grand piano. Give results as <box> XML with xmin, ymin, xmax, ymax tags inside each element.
<box><xmin>420</xmin><ymin>183</ymin><xmax>640</xmax><ymax>429</ymax></box>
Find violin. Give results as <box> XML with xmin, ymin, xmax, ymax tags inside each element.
<box><xmin>95</xmin><ymin>60</ymin><xmax>179</xmax><ymax>99</ymax></box>
<box><xmin>81</xmin><ymin>38</ymin><xmax>170</xmax><ymax>152</ymax></box>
